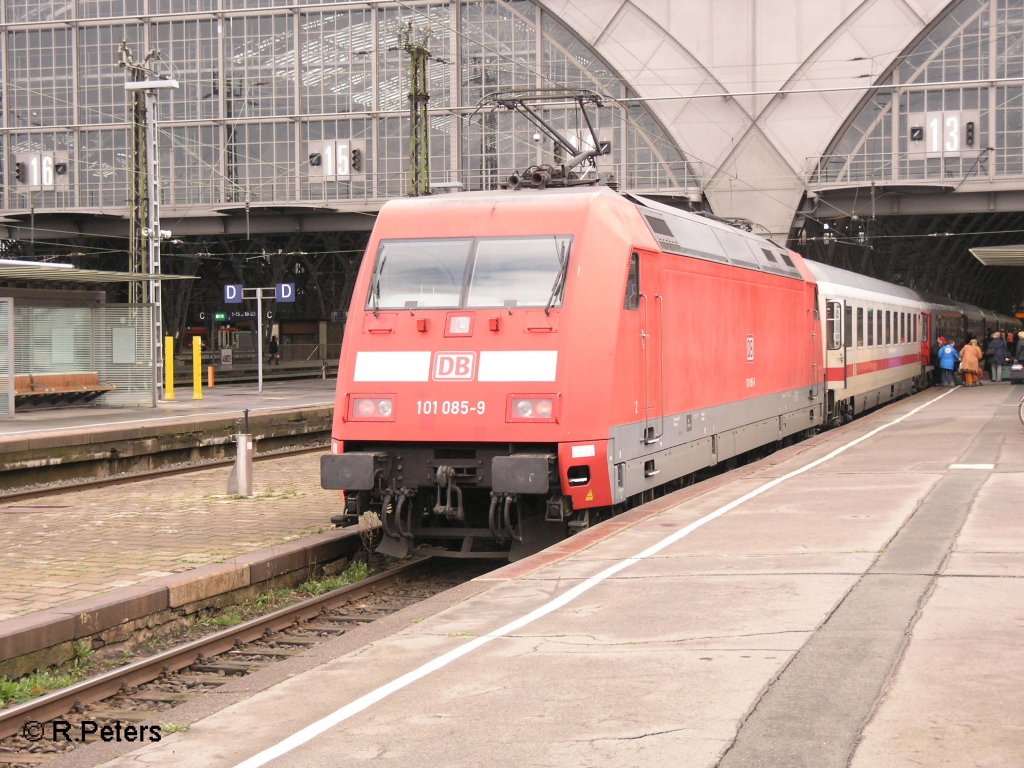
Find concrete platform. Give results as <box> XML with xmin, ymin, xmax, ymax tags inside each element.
<box><xmin>31</xmin><ymin>382</ymin><xmax>1024</xmax><ymax>767</ymax></box>
<box><xmin>0</xmin><ymin>380</ymin><xmax>337</xmax><ymax>493</ymax></box>
<box><xmin>0</xmin><ymin>378</ymin><xmax>336</xmax><ymax>443</ymax></box>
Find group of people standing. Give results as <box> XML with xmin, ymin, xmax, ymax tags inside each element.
<box><xmin>933</xmin><ymin>330</ymin><xmax>1022</xmax><ymax>387</ymax></box>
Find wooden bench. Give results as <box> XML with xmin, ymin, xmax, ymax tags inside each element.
<box><xmin>7</xmin><ymin>372</ymin><xmax>116</xmax><ymax>407</ymax></box>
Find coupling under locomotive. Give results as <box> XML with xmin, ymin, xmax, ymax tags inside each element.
<box><xmin>321</xmin><ymin>186</ymin><xmax>826</xmax><ymax>559</ymax></box>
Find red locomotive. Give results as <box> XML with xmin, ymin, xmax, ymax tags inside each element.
<box><xmin>320</xmin><ymin>186</ymin><xmax>1015</xmax><ymax>559</ymax></box>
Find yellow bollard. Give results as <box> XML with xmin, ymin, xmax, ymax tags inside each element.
<box><xmin>164</xmin><ymin>336</ymin><xmax>175</xmax><ymax>400</ymax></box>
<box><xmin>192</xmin><ymin>336</ymin><xmax>203</xmax><ymax>400</ymax></box>
<box><xmin>207</xmin><ymin>365</ymin><xmax>215</xmax><ymax>388</ymax></box>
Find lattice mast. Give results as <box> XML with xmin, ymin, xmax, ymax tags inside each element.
<box><xmin>396</xmin><ymin>23</ymin><xmax>436</xmax><ymax>197</ymax></box>
<box><xmin>119</xmin><ymin>41</ymin><xmax>153</xmax><ymax>305</ymax></box>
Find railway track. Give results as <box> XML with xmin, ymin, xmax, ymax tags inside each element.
<box><xmin>0</xmin><ymin>557</ymin><xmax>489</xmax><ymax>766</ymax></box>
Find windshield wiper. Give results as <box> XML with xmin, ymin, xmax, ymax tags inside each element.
<box><xmin>369</xmin><ymin>253</ymin><xmax>386</xmax><ymax>317</ymax></box>
<box><xmin>545</xmin><ymin>240</ymin><xmax>569</xmax><ymax>316</ymax></box>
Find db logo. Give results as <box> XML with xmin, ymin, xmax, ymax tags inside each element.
<box><xmin>432</xmin><ymin>352</ymin><xmax>476</xmax><ymax>381</ymax></box>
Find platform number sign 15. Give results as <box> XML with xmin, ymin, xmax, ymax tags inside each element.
<box><xmin>308</xmin><ymin>140</ymin><xmax>367</xmax><ymax>180</ymax></box>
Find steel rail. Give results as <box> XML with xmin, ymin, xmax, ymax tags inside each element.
<box><xmin>0</xmin><ymin>558</ymin><xmax>432</xmax><ymax>741</ymax></box>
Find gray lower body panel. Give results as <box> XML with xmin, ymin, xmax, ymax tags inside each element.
<box><xmin>609</xmin><ymin>385</ymin><xmax>824</xmax><ymax>502</ymax></box>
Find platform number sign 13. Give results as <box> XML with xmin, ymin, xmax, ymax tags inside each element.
<box><xmin>907</xmin><ymin>111</ymin><xmax>978</xmax><ymax>156</ymax></box>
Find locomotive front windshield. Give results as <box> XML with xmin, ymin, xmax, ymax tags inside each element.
<box><xmin>368</xmin><ymin>236</ymin><xmax>571</xmax><ymax>310</ymax></box>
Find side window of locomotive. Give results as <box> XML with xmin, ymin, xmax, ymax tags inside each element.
<box><xmin>844</xmin><ymin>304</ymin><xmax>853</xmax><ymax>349</ymax></box>
<box><xmin>369</xmin><ymin>239</ymin><xmax>472</xmax><ymax>309</ymax></box>
<box><xmin>624</xmin><ymin>253</ymin><xmax>640</xmax><ymax>310</ymax></box>
<box><xmin>877</xmin><ymin>311</ymin><xmax>883</xmax><ymax>346</ymax></box>
<box><xmin>856</xmin><ymin>307</ymin><xmax>864</xmax><ymax>348</ymax></box>
<box><xmin>826</xmin><ymin>301</ymin><xmax>842</xmax><ymax>350</ymax></box>
<box><xmin>867</xmin><ymin>309</ymin><xmax>874</xmax><ymax>346</ymax></box>
<box><xmin>885</xmin><ymin>311</ymin><xmax>892</xmax><ymax>344</ymax></box>
<box><xmin>466</xmin><ymin>236</ymin><xmax>571</xmax><ymax>308</ymax></box>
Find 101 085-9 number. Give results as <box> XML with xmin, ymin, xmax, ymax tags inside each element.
<box><xmin>416</xmin><ymin>400</ymin><xmax>486</xmax><ymax>416</ymax></box>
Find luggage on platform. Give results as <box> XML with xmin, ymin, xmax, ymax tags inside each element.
<box><xmin>1011</xmin><ymin>362</ymin><xmax>1024</xmax><ymax>384</ymax></box>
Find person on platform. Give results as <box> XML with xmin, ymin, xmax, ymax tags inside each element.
<box><xmin>959</xmin><ymin>339</ymin><xmax>983</xmax><ymax>387</ymax></box>
<box><xmin>268</xmin><ymin>335</ymin><xmax>280</xmax><ymax>367</ymax></box>
<box><xmin>930</xmin><ymin>336</ymin><xmax>946</xmax><ymax>386</ymax></box>
<box><xmin>987</xmin><ymin>331</ymin><xmax>1010</xmax><ymax>382</ymax></box>
<box><xmin>937</xmin><ymin>340</ymin><xmax>960</xmax><ymax>387</ymax></box>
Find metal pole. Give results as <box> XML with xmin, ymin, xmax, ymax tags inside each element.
<box><xmin>145</xmin><ymin>88</ymin><xmax>164</xmax><ymax>400</ymax></box>
<box><xmin>192</xmin><ymin>335</ymin><xmax>203</xmax><ymax>400</ymax></box>
<box><xmin>257</xmin><ymin>289</ymin><xmax>264</xmax><ymax>394</ymax></box>
<box><xmin>2</xmin><ymin>298</ymin><xmax>13</xmax><ymax>417</ymax></box>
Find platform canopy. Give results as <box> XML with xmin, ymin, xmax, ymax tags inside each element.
<box><xmin>0</xmin><ymin>259</ymin><xmax>196</xmax><ymax>284</ymax></box>
<box><xmin>969</xmin><ymin>246</ymin><xmax>1024</xmax><ymax>267</ymax></box>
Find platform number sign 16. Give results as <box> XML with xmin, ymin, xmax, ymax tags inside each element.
<box><xmin>746</xmin><ymin>334</ymin><xmax>755</xmax><ymax>362</ymax></box>
<box><xmin>12</xmin><ymin>151</ymin><xmax>69</xmax><ymax>190</ymax></box>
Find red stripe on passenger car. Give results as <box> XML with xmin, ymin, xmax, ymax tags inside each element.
<box><xmin>825</xmin><ymin>352</ymin><xmax>920</xmax><ymax>381</ymax></box>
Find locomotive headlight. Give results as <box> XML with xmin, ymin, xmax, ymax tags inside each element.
<box><xmin>350</xmin><ymin>396</ymin><xmax>395</xmax><ymax>421</ymax></box>
<box><xmin>508</xmin><ymin>396</ymin><xmax>556</xmax><ymax>422</ymax></box>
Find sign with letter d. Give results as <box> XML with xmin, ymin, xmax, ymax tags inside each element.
<box><xmin>224</xmin><ymin>284</ymin><xmax>243</xmax><ymax>304</ymax></box>
<box><xmin>276</xmin><ymin>283</ymin><xmax>296</xmax><ymax>303</ymax></box>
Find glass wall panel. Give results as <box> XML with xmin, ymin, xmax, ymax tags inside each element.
<box><xmin>7</xmin><ymin>28</ymin><xmax>74</xmax><ymax>127</ymax></box>
<box><xmin>78</xmin><ymin>23</ymin><xmax>143</xmax><ymax>125</ymax></box>
<box><xmin>153</xmin><ymin>20</ymin><xmax>221</xmax><ymax>122</ymax></box>
<box><xmin>151</xmin><ymin>0</ymin><xmax>219</xmax><ymax>11</ymax></box>
<box><xmin>300</xmin><ymin>9</ymin><xmax>374</xmax><ymax>115</ymax></box>
<box><xmin>224</xmin><ymin>15</ymin><xmax>296</xmax><ymax>118</ymax></box>
<box><xmin>997</xmin><ymin>0</ymin><xmax>1024</xmax><ymax>78</ymax></box>
<box><xmin>161</xmin><ymin>125</ymin><xmax>221</xmax><ymax>205</ymax></box>
<box><xmin>461</xmin><ymin>0</ymin><xmax>537</xmax><ymax>106</ymax></box>
<box><xmin>77</xmin><ymin>0</ymin><xmax>144</xmax><ymax>18</ymax></box>
<box><xmin>79</xmin><ymin>129</ymin><xmax>130</xmax><ymax>208</ymax></box>
<box><xmin>996</xmin><ymin>86</ymin><xmax>1024</xmax><ymax>175</ymax></box>
<box><xmin>229</xmin><ymin>122</ymin><xmax>295</xmax><ymax>202</ymax></box>
<box><xmin>6</xmin><ymin>0</ymin><xmax>74</xmax><ymax>23</ymax></box>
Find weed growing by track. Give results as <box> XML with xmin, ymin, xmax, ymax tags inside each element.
<box><xmin>299</xmin><ymin>561</ymin><xmax>370</xmax><ymax>595</ymax></box>
<box><xmin>0</xmin><ymin>642</ymin><xmax>93</xmax><ymax>707</ymax></box>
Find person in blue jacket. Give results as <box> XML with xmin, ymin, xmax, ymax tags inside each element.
<box><xmin>937</xmin><ymin>340</ymin><xmax>961</xmax><ymax>387</ymax></box>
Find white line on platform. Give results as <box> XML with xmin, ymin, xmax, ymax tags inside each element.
<box><xmin>948</xmin><ymin>463</ymin><xmax>995</xmax><ymax>470</ymax></box>
<box><xmin>231</xmin><ymin>387</ymin><xmax>957</xmax><ymax>768</ymax></box>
